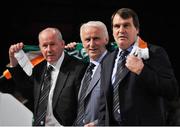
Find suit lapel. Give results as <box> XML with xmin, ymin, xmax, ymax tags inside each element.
<box><xmin>103</xmin><ymin>50</ymin><xmax>130</xmax><ymax>93</ymax></box>
<box><xmin>52</xmin><ymin>54</ymin><xmax>70</xmax><ymax>109</ymax></box>
<box><xmin>103</xmin><ymin>50</ymin><xmax>117</xmax><ymax>95</ymax></box>
<box><xmin>84</xmin><ymin>64</ymin><xmax>101</xmax><ymax>98</ymax></box>
<box><xmin>34</xmin><ymin>61</ymin><xmax>47</xmax><ymax>113</ymax></box>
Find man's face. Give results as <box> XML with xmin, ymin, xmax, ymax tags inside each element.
<box><xmin>39</xmin><ymin>31</ymin><xmax>64</xmax><ymax>64</ymax></box>
<box><xmin>81</xmin><ymin>26</ymin><xmax>107</xmax><ymax>61</ymax></box>
<box><xmin>112</xmin><ymin>14</ymin><xmax>139</xmax><ymax>49</ymax></box>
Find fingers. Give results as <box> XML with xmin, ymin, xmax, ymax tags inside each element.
<box><xmin>125</xmin><ymin>55</ymin><xmax>144</xmax><ymax>75</ymax></box>
<box><xmin>9</xmin><ymin>42</ymin><xmax>24</xmax><ymax>67</ymax></box>
<box><xmin>84</xmin><ymin>122</ymin><xmax>96</xmax><ymax>127</ymax></box>
<box><xmin>65</xmin><ymin>42</ymin><xmax>77</xmax><ymax>50</ymax></box>
<box><xmin>9</xmin><ymin>42</ymin><xmax>24</xmax><ymax>55</ymax></box>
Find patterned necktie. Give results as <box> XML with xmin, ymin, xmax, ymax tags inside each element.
<box><xmin>34</xmin><ymin>65</ymin><xmax>54</xmax><ymax>126</ymax></box>
<box><xmin>75</xmin><ymin>62</ymin><xmax>96</xmax><ymax>125</ymax></box>
<box><xmin>112</xmin><ymin>50</ymin><xmax>129</xmax><ymax>123</ymax></box>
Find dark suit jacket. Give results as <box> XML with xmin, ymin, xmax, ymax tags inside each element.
<box><xmin>99</xmin><ymin>44</ymin><xmax>178</xmax><ymax>125</ymax></box>
<box><xmin>9</xmin><ymin>53</ymin><xmax>87</xmax><ymax>126</ymax></box>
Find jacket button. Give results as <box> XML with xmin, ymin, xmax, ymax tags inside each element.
<box><xmin>83</xmin><ymin>119</ymin><xmax>85</xmax><ymax>124</ymax></box>
<box><xmin>118</xmin><ymin>109</ymin><xmax>120</xmax><ymax>114</ymax></box>
<box><xmin>40</xmin><ymin>121</ymin><xmax>44</xmax><ymax>125</ymax></box>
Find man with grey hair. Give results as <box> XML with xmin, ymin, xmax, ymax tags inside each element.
<box><xmin>73</xmin><ymin>21</ymin><xmax>109</xmax><ymax>126</ymax></box>
<box><xmin>8</xmin><ymin>27</ymin><xmax>87</xmax><ymax>126</ymax></box>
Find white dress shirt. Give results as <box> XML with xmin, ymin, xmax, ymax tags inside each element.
<box><xmin>45</xmin><ymin>52</ymin><xmax>64</xmax><ymax>126</ymax></box>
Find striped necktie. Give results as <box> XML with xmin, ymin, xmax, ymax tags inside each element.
<box><xmin>75</xmin><ymin>62</ymin><xmax>95</xmax><ymax>125</ymax></box>
<box><xmin>34</xmin><ymin>65</ymin><xmax>53</xmax><ymax>126</ymax></box>
<box><xmin>112</xmin><ymin>50</ymin><xmax>129</xmax><ymax>124</ymax></box>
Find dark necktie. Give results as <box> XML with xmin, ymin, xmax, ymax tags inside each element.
<box><xmin>34</xmin><ymin>65</ymin><xmax>54</xmax><ymax>126</ymax></box>
<box><xmin>75</xmin><ymin>62</ymin><xmax>96</xmax><ymax>125</ymax></box>
<box><xmin>112</xmin><ymin>50</ymin><xmax>129</xmax><ymax>124</ymax></box>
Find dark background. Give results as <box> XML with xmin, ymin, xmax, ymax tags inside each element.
<box><xmin>0</xmin><ymin>0</ymin><xmax>179</xmax><ymax>92</ymax></box>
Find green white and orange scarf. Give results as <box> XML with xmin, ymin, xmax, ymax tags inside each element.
<box><xmin>3</xmin><ymin>45</ymin><xmax>44</xmax><ymax>79</ymax></box>
<box><xmin>130</xmin><ymin>36</ymin><xmax>149</xmax><ymax>60</ymax></box>
<box><xmin>2</xmin><ymin>37</ymin><xmax>149</xmax><ymax>80</ymax></box>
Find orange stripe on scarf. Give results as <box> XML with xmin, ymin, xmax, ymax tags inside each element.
<box><xmin>31</xmin><ymin>55</ymin><xmax>45</xmax><ymax>66</ymax></box>
<box><xmin>138</xmin><ymin>37</ymin><xmax>147</xmax><ymax>49</ymax></box>
<box><xmin>3</xmin><ymin>55</ymin><xmax>45</xmax><ymax>80</ymax></box>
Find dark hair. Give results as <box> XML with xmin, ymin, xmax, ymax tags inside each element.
<box><xmin>111</xmin><ymin>8</ymin><xmax>140</xmax><ymax>30</ymax></box>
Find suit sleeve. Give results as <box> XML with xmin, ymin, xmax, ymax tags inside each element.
<box><xmin>137</xmin><ymin>45</ymin><xmax>178</xmax><ymax>100</ymax></box>
<box><xmin>8</xmin><ymin>64</ymin><xmax>33</xmax><ymax>88</ymax></box>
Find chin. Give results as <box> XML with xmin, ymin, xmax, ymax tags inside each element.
<box><xmin>47</xmin><ymin>59</ymin><xmax>54</xmax><ymax>63</ymax></box>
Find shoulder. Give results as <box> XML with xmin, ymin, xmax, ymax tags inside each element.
<box><xmin>103</xmin><ymin>49</ymin><xmax>118</xmax><ymax>62</ymax></box>
<box><xmin>33</xmin><ymin>60</ymin><xmax>46</xmax><ymax>69</ymax></box>
<box><xmin>148</xmin><ymin>43</ymin><xmax>166</xmax><ymax>52</ymax></box>
<box><xmin>32</xmin><ymin>60</ymin><xmax>46</xmax><ymax>75</ymax></box>
<box><xmin>65</xmin><ymin>53</ymin><xmax>87</xmax><ymax>64</ymax></box>
<box><xmin>148</xmin><ymin>43</ymin><xmax>169</xmax><ymax>58</ymax></box>
<box><xmin>64</xmin><ymin>53</ymin><xmax>88</xmax><ymax>69</ymax></box>
<box><xmin>146</xmin><ymin>43</ymin><xmax>173</xmax><ymax>69</ymax></box>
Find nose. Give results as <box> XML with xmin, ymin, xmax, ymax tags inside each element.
<box><xmin>89</xmin><ymin>39</ymin><xmax>95</xmax><ymax>47</ymax></box>
<box><xmin>119</xmin><ymin>26</ymin><xmax>125</xmax><ymax>33</ymax></box>
<box><xmin>90</xmin><ymin>40</ymin><xmax>93</xmax><ymax>45</ymax></box>
<box><xmin>47</xmin><ymin>45</ymin><xmax>52</xmax><ymax>52</ymax></box>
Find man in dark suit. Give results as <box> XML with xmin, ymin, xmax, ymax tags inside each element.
<box><xmin>8</xmin><ymin>27</ymin><xmax>87</xmax><ymax>126</ymax></box>
<box><xmin>99</xmin><ymin>8</ymin><xmax>179</xmax><ymax>125</ymax></box>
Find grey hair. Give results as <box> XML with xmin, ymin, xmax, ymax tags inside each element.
<box><xmin>38</xmin><ymin>27</ymin><xmax>63</xmax><ymax>40</ymax></box>
<box><xmin>80</xmin><ymin>21</ymin><xmax>109</xmax><ymax>42</ymax></box>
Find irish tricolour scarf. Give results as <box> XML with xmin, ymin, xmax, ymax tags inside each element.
<box><xmin>130</xmin><ymin>36</ymin><xmax>149</xmax><ymax>60</ymax></box>
<box><xmin>3</xmin><ymin>45</ymin><xmax>44</xmax><ymax>79</ymax></box>
<box><xmin>2</xmin><ymin>36</ymin><xmax>149</xmax><ymax>80</ymax></box>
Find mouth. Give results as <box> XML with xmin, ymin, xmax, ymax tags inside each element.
<box><xmin>118</xmin><ymin>35</ymin><xmax>127</xmax><ymax>39</ymax></box>
<box><xmin>118</xmin><ymin>37</ymin><xmax>128</xmax><ymax>42</ymax></box>
<box><xmin>47</xmin><ymin>55</ymin><xmax>52</xmax><ymax>56</ymax></box>
<box><xmin>89</xmin><ymin>48</ymin><xmax>98</xmax><ymax>53</ymax></box>
<box><xmin>47</xmin><ymin>54</ymin><xmax>54</xmax><ymax>58</ymax></box>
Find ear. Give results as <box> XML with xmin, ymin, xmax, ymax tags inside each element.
<box><xmin>105</xmin><ymin>38</ymin><xmax>109</xmax><ymax>45</ymax></box>
<box><xmin>137</xmin><ymin>28</ymin><xmax>140</xmax><ymax>35</ymax></box>
<box><xmin>61</xmin><ymin>40</ymin><xmax>65</xmax><ymax>46</ymax></box>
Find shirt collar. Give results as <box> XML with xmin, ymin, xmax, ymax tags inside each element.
<box><xmin>47</xmin><ymin>52</ymin><xmax>64</xmax><ymax>70</ymax></box>
<box><xmin>118</xmin><ymin>44</ymin><xmax>134</xmax><ymax>56</ymax></box>
<box><xmin>90</xmin><ymin>50</ymin><xmax>107</xmax><ymax>66</ymax></box>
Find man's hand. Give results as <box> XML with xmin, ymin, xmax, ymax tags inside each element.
<box><xmin>125</xmin><ymin>55</ymin><xmax>144</xmax><ymax>75</ymax></box>
<box><xmin>65</xmin><ymin>42</ymin><xmax>77</xmax><ymax>50</ymax></box>
<box><xmin>84</xmin><ymin>121</ymin><xmax>96</xmax><ymax>127</ymax></box>
<box><xmin>9</xmin><ymin>42</ymin><xmax>24</xmax><ymax>67</ymax></box>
